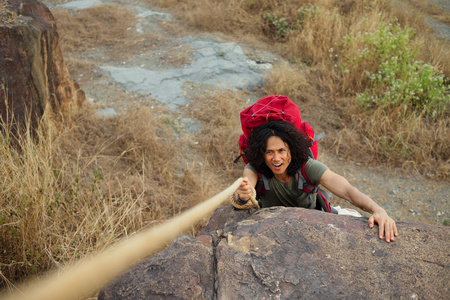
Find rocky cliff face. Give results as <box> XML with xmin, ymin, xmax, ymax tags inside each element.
<box><xmin>98</xmin><ymin>206</ymin><xmax>449</xmax><ymax>299</ymax></box>
<box><xmin>0</xmin><ymin>0</ymin><xmax>84</xmax><ymax>127</ymax></box>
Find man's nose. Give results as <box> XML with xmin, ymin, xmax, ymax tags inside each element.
<box><xmin>273</xmin><ymin>152</ymin><xmax>280</xmax><ymax>160</ymax></box>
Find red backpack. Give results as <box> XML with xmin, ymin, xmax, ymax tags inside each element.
<box><xmin>234</xmin><ymin>95</ymin><xmax>332</xmax><ymax>213</ymax></box>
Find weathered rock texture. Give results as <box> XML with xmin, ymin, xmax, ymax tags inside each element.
<box><xmin>0</xmin><ymin>0</ymin><xmax>84</xmax><ymax>126</ymax></box>
<box><xmin>98</xmin><ymin>206</ymin><xmax>449</xmax><ymax>299</ymax></box>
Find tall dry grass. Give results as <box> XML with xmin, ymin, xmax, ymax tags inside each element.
<box><xmin>333</xmin><ymin>105</ymin><xmax>449</xmax><ymax>176</ymax></box>
<box><xmin>188</xmin><ymin>90</ymin><xmax>247</xmax><ymax>174</ymax></box>
<box><xmin>0</xmin><ymin>103</ymin><xmax>235</xmax><ymax>290</ymax></box>
<box><xmin>0</xmin><ymin>111</ymin><xmax>140</xmax><ymax>288</ymax></box>
<box><xmin>261</xmin><ymin>62</ymin><xmax>312</xmax><ymax>101</ymax></box>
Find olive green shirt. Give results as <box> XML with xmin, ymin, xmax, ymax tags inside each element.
<box><xmin>245</xmin><ymin>158</ymin><xmax>328</xmax><ymax>209</ymax></box>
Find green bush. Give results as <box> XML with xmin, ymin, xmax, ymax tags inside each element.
<box><xmin>338</xmin><ymin>18</ymin><xmax>449</xmax><ymax>117</ymax></box>
<box><xmin>263</xmin><ymin>12</ymin><xmax>290</xmax><ymax>37</ymax></box>
<box><xmin>263</xmin><ymin>5</ymin><xmax>321</xmax><ymax>38</ymax></box>
<box><xmin>296</xmin><ymin>4</ymin><xmax>321</xmax><ymax>25</ymax></box>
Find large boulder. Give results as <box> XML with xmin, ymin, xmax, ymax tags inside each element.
<box><xmin>0</xmin><ymin>0</ymin><xmax>84</xmax><ymax>127</ymax></box>
<box><xmin>98</xmin><ymin>206</ymin><xmax>449</xmax><ymax>299</ymax></box>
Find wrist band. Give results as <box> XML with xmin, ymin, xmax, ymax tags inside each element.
<box><xmin>237</xmin><ymin>195</ymin><xmax>249</xmax><ymax>204</ymax></box>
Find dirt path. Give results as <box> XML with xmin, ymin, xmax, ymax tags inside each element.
<box><xmin>42</xmin><ymin>0</ymin><xmax>449</xmax><ymax>227</ymax></box>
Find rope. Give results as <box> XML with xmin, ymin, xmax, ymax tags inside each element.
<box><xmin>230</xmin><ymin>186</ymin><xmax>259</xmax><ymax>209</ymax></box>
<box><xmin>2</xmin><ymin>178</ymin><xmax>244</xmax><ymax>300</ymax></box>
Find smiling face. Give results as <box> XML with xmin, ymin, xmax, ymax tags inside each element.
<box><xmin>264</xmin><ymin>136</ymin><xmax>291</xmax><ymax>180</ymax></box>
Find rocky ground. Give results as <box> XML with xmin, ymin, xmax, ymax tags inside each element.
<box><xmin>41</xmin><ymin>0</ymin><xmax>449</xmax><ymax>227</ymax></box>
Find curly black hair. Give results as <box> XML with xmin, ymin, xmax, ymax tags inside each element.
<box><xmin>246</xmin><ymin>121</ymin><xmax>310</xmax><ymax>178</ymax></box>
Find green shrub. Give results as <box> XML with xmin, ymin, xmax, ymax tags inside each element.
<box><xmin>296</xmin><ymin>4</ymin><xmax>321</xmax><ymax>26</ymax></box>
<box><xmin>263</xmin><ymin>12</ymin><xmax>290</xmax><ymax>37</ymax></box>
<box><xmin>263</xmin><ymin>5</ymin><xmax>321</xmax><ymax>38</ymax></box>
<box><xmin>337</xmin><ymin>18</ymin><xmax>449</xmax><ymax>117</ymax></box>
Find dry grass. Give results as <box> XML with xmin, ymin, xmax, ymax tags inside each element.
<box><xmin>0</xmin><ymin>103</ymin><xmax>233</xmax><ymax>290</ymax></box>
<box><xmin>152</xmin><ymin>0</ymin><xmax>262</xmax><ymax>34</ymax></box>
<box><xmin>0</xmin><ymin>0</ymin><xmax>15</xmax><ymax>23</ymax></box>
<box><xmin>159</xmin><ymin>44</ymin><xmax>194</xmax><ymax>68</ymax></box>
<box><xmin>51</xmin><ymin>3</ymin><xmax>185</xmax><ymax>80</ymax></box>
<box><xmin>416</xmin><ymin>35</ymin><xmax>450</xmax><ymax>79</ymax></box>
<box><xmin>0</xmin><ymin>0</ymin><xmax>7</xmax><ymax>12</ymax></box>
<box><xmin>0</xmin><ymin>111</ymin><xmax>137</xmax><ymax>286</ymax></box>
<box><xmin>188</xmin><ymin>90</ymin><xmax>248</xmax><ymax>175</ymax></box>
<box><xmin>53</xmin><ymin>5</ymin><xmax>137</xmax><ymax>53</ymax></box>
<box><xmin>404</xmin><ymin>0</ymin><xmax>447</xmax><ymax>16</ymax></box>
<box><xmin>262</xmin><ymin>62</ymin><xmax>313</xmax><ymax>102</ymax></box>
<box><xmin>50</xmin><ymin>4</ymin><xmax>141</xmax><ymax>79</ymax></box>
<box><xmin>333</xmin><ymin>104</ymin><xmax>450</xmax><ymax>176</ymax></box>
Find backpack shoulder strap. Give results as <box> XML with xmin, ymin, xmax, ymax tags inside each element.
<box><xmin>255</xmin><ymin>172</ymin><xmax>270</xmax><ymax>197</ymax></box>
<box><xmin>297</xmin><ymin>163</ymin><xmax>318</xmax><ymax>194</ymax></box>
<box><xmin>296</xmin><ymin>163</ymin><xmax>332</xmax><ymax>213</ymax></box>
<box><xmin>315</xmin><ymin>132</ymin><xmax>325</xmax><ymax>141</ymax></box>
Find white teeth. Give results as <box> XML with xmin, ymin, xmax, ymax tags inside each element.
<box><xmin>273</xmin><ymin>163</ymin><xmax>282</xmax><ymax>167</ymax></box>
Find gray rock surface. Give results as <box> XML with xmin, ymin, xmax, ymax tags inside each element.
<box><xmin>100</xmin><ymin>38</ymin><xmax>272</xmax><ymax>111</ymax></box>
<box><xmin>98</xmin><ymin>206</ymin><xmax>450</xmax><ymax>299</ymax></box>
<box><xmin>58</xmin><ymin>0</ymin><xmax>103</xmax><ymax>10</ymax></box>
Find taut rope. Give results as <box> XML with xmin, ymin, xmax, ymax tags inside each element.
<box><xmin>2</xmin><ymin>178</ymin><xmax>244</xmax><ymax>300</ymax></box>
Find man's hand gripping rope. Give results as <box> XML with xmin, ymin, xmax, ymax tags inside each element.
<box><xmin>231</xmin><ymin>177</ymin><xmax>260</xmax><ymax>209</ymax></box>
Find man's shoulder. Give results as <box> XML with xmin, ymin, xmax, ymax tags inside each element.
<box><xmin>304</xmin><ymin>157</ymin><xmax>327</xmax><ymax>168</ymax></box>
<box><xmin>303</xmin><ymin>158</ymin><xmax>329</xmax><ymax>184</ymax></box>
<box><xmin>244</xmin><ymin>163</ymin><xmax>258</xmax><ymax>175</ymax></box>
